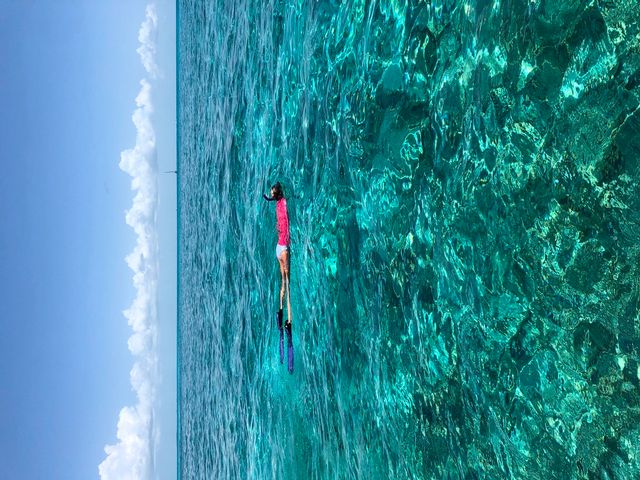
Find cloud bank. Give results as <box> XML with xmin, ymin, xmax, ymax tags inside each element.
<box><xmin>137</xmin><ymin>4</ymin><xmax>159</xmax><ymax>79</ymax></box>
<box><xmin>99</xmin><ymin>5</ymin><xmax>160</xmax><ymax>480</ymax></box>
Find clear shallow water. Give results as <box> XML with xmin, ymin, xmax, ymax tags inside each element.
<box><xmin>178</xmin><ymin>1</ymin><xmax>640</xmax><ymax>478</ymax></box>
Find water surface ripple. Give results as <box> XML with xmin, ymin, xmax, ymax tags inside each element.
<box><xmin>179</xmin><ymin>1</ymin><xmax>640</xmax><ymax>478</ymax></box>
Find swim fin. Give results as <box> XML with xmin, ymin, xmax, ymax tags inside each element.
<box><xmin>277</xmin><ymin>309</ymin><xmax>284</xmax><ymax>364</ymax></box>
<box><xmin>285</xmin><ymin>321</ymin><xmax>293</xmax><ymax>374</ymax></box>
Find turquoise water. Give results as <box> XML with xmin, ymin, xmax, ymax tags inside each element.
<box><xmin>178</xmin><ymin>1</ymin><xmax>640</xmax><ymax>478</ymax></box>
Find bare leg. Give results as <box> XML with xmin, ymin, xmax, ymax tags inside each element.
<box><xmin>286</xmin><ymin>273</ymin><xmax>291</xmax><ymax>325</ymax></box>
<box><xmin>282</xmin><ymin>250</ymin><xmax>292</xmax><ymax>325</ymax></box>
<box><xmin>278</xmin><ymin>255</ymin><xmax>286</xmax><ymax>311</ymax></box>
<box><xmin>282</xmin><ymin>250</ymin><xmax>294</xmax><ymax>373</ymax></box>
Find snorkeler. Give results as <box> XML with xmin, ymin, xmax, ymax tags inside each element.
<box><xmin>263</xmin><ymin>182</ymin><xmax>293</xmax><ymax>372</ymax></box>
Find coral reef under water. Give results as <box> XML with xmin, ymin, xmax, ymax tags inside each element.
<box><xmin>179</xmin><ymin>1</ymin><xmax>640</xmax><ymax>478</ymax></box>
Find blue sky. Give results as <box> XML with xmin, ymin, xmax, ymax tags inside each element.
<box><xmin>0</xmin><ymin>2</ymin><xmax>176</xmax><ymax>479</ymax></box>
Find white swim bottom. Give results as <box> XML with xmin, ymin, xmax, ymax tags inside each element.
<box><xmin>276</xmin><ymin>244</ymin><xmax>288</xmax><ymax>260</ymax></box>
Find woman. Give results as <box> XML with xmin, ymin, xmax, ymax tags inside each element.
<box><xmin>264</xmin><ymin>182</ymin><xmax>293</xmax><ymax>371</ymax></box>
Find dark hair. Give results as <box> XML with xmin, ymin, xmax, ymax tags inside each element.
<box><xmin>271</xmin><ymin>182</ymin><xmax>284</xmax><ymax>200</ymax></box>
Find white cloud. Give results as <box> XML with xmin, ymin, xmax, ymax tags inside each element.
<box><xmin>99</xmin><ymin>4</ymin><xmax>160</xmax><ymax>480</ymax></box>
<box><xmin>137</xmin><ymin>4</ymin><xmax>160</xmax><ymax>78</ymax></box>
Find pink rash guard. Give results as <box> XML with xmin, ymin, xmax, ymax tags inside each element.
<box><xmin>276</xmin><ymin>198</ymin><xmax>290</xmax><ymax>245</ymax></box>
